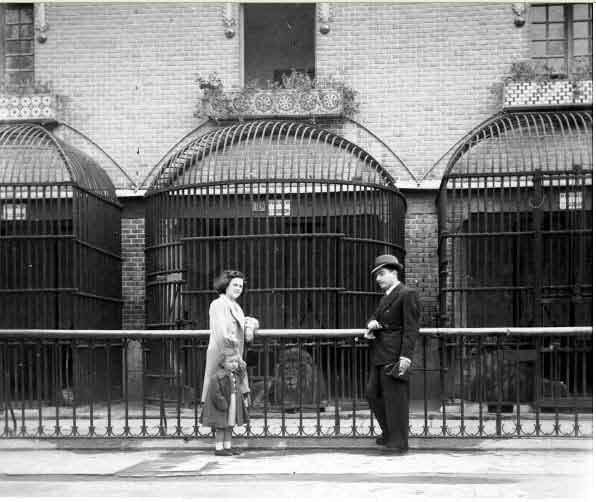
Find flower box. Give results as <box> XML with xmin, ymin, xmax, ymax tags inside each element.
<box><xmin>202</xmin><ymin>88</ymin><xmax>345</xmax><ymax>120</ymax></box>
<box><xmin>0</xmin><ymin>93</ymin><xmax>59</xmax><ymax>122</ymax></box>
<box><xmin>503</xmin><ymin>80</ymin><xmax>592</xmax><ymax>109</ymax></box>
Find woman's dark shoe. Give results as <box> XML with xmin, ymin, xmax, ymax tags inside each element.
<box><xmin>214</xmin><ymin>449</ymin><xmax>233</xmax><ymax>456</ymax></box>
<box><xmin>375</xmin><ymin>436</ymin><xmax>386</xmax><ymax>445</ymax></box>
<box><xmin>226</xmin><ymin>447</ymin><xmax>242</xmax><ymax>455</ymax></box>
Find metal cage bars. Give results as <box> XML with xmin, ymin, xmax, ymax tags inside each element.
<box><xmin>442</xmin><ymin>110</ymin><xmax>593</xmax><ymax>180</ymax></box>
<box><xmin>145</xmin><ymin>121</ymin><xmax>406</xmax><ymax>332</ymax></box>
<box><xmin>0</xmin><ymin>123</ymin><xmax>119</xmax><ymax>203</ymax></box>
<box><xmin>0</xmin><ymin>123</ymin><xmax>122</xmax><ymax>330</ymax></box>
<box><xmin>438</xmin><ymin>110</ymin><xmax>592</xmax><ymax>409</ymax></box>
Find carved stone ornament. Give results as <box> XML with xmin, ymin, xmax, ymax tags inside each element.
<box><xmin>511</xmin><ymin>3</ymin><xmax>528</xmax><ymax>27</ymax></box>
<box><xmin>318</xmin><ymin>3</ymin><xmax>331</xmax><ymax>35</ymax></box>
<box><xmin>222</xmin><ymin>3</ymin><xmax>236</xmax><ymax>39</ymax></box>
<box><xmin>35</xmin><ymin>3</ymin><xmax>50</xmax><ymax>43</ymax></box>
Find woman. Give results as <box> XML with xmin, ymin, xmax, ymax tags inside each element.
<box><xmin>200</xmin><ymin>270</ymin><xmax>257</xmax><ymax>405</ymax></box>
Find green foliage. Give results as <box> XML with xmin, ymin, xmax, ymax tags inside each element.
<box><xmin>0</xmin><ymin>78</ymin><xmax>53</xmax><ymax>95</ymax></box>
<box><xmin>195</xmin><ymin>72</ymin><xmax>232</xmax><ymax>120</ymax></box>
<box><xmin>505</xmin><ymin>60</ymin><xmax>555</xmax><ymax>82</ymax></box>
<box><xmin>504</xmin><ymin>59</ymin><xmax>592</xmax><ymax>82</ymax></box>
<box><xmin>570</xmin><ymin>56</ymin><xmax>593</xmax><ymax>80</ymax></box>
<box><xmin>197</xmin><ymin>72</ymin><xmax>224</xmax><ymax>92</ymax></box>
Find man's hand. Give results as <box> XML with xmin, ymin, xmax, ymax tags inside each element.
<box><xmin>367</xmin><ymin>319</ymin><xmax>382</xmax><ymax>331</ymax></box>
<box><xmin>398</xmin><ymin>357</ymin><xmax>411</xmax><ymax>376</ymax></box>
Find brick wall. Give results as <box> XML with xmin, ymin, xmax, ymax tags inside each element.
<box><xmin>403</xmin><ymin>190</ymin><xmax>439</xmax><ymax>327</ymax></box>
<box><xmin>36</xmin><ymin>3</ymin><xmax>242</xmax><ymax>189</ymax></box>
<box><xmin>34</xmin><ymin>2</ymin><xmax>532</xmax><ymax>188</ymax></box>
<box><xmin>316</xmin><ymin>2</ymin><xmax>530</xmax><ymax>184</ymax></box>
<box><xmin>121</xmin><ymin>218</ymin><xmax>145</xmax><ymax>329</ymax></box>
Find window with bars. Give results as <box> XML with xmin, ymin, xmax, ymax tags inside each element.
<box><xmin>0</xmin><ymin>3</ymin><xmax>35</xmax><ymax>88</ymax></box>
<box><xmin>531</xmin><ymin>3</ymin><xmax>593</xmax><ymax>77</ymax></box>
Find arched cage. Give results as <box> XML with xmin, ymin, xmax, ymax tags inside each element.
<box><xmin>0</xmin><ymin>123</ymin><xmax>122</xmax><ymax>329</ymax></box>
<box><xmin>439</xmin><ymin>110</ymin><xmax>592</xmax><ymax>329</ymax></box>
<box><xmin>438</xmin><ymin>110</ymin><xmax>592</xmax><ymax>408</ymax></box>
<box><xmin>146</xmin><ymin>120</ymin><xmax>406</xmax><ymax>330</ymax></box>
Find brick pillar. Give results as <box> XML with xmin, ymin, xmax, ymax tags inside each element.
<box><xmin>121</xmin><ymin>217</ymin><xmax>146</xmax><ymax>402</ymax></box>
<box><xmin>403</xmin><ymin>189</ymin><xmax>442</xmax><ymax>403</ymax></box>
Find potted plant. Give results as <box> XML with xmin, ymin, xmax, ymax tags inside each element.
<box><xmin>0</xmin><ymin>79</ymin><xmax>60</xmax><ymax>122</ymax></box>
<box><xmin>196</xmin><ymin>70</ymin><xmax>359</xmax><ymax>120</ymax></box>
<box><xmin>498</xmin><ymin>58</ymin><xmax>592</xmax><ymax>109</ymax></box>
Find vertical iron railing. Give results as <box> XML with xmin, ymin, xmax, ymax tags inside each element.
<box><xmin>0</xmin><ymin>327</ymin><xmax>592</xmax><ymax>440</ymax></box>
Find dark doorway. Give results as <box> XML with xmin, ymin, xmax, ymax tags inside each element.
<box><xmin>244</xmin><ymin>3</ymin><xmax>315</xmax><ymax>86</ymax></box>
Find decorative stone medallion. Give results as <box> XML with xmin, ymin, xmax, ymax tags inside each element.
<box><xmin>232</xmin><ymin>94</ymin><xmax>250</xmax><ymax>113</ymax></box>
<box><xmin>299</xmin><ymin>91</ymin><xmax>318</xmax><ymax>112</ymax></box>
<box><xmin>276</xmin><ymin>92</ymin><xmax>296</xmax><ymax>112</ymax></box>
<box><xmin>254</xmin><ymin>93</ymin><xmax>274</xmax><ymax>112</ymax></box>
<box><xmin>320</xmin><ymin>90</ymin><xmax>341</xmax><ymax>110</ymax></box>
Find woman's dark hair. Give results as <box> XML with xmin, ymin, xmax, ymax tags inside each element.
<box><xmin>213</xmin><ymin>270</ymin><xmax>245</xmax><ymax>294</ymax></box>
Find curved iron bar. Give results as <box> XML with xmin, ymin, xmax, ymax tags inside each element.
<box><xmin>420</xmin><ymin>112</ymin><xmax>506</xmax><ymax>183</ymax></box>
<box><xmin>146</xmin><ymin>120</ymin><xmax>397</xmax><ymax>194</ymax></box>
<box><xmin>0</xmin><ymin>123</ymin><xmax>66</xmax><ymax>185</ymax></box>
<box><xmin>138</xmin><ymin>118</ymin><xmax>212</xmax><ymax>189</ymax></box>
<box><xmin>441</xmin><ymin>110</ymin><xmax>593</xmax><ymax>189</ymax></box>
<box><xmin>0</xmin><ymin>122</ymin><xmax>119</xmax><ymax>204</ymax></box>
<box><xmin>56</xmin><ymin>121</ymin><xmax>137</xmax><ymax>191</ymax></box>
<box><xmin>343</xmin><ymin>116</ymin><xmax>416</xmax><ymax>183</ymax></box>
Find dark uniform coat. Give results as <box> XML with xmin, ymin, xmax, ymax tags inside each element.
<box><xmin>366</xmin><ymin>282</ymin><xmax>420</xmax><ymax>450</ymax></box>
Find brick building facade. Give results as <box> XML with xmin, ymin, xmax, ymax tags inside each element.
<box><xmin>1</xmin><ymin>2</ymin><xmax>592</xmax><ymax>332</ymax></box>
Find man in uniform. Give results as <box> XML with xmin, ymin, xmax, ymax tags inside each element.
<box><xmin>365</xmin><ymin>254</ymin><xmax>420</xmax><ymax>454</ymax></box>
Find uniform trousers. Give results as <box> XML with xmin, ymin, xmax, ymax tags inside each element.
<box><xmin>365</xmin><ymin>364</ymin><xmax>410</xmax><ymax>450</ymax></box>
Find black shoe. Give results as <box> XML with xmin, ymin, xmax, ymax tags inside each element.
<box><xmin>214</xmin><ymin>449</ymin><xmax>233</xmax><ymax>456</ymax></box>
<box><xmin>226</xmin><ymin>447</ymin><xmax>242</xmax><ymax>455</ymax></box>
<box><xmin>375</xmin><ymin>436</ymin><xmax>386</xmax><ymax>446</ymax></box>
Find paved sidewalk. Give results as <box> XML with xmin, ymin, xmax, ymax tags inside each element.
<box><xmin>0</xmin><ymin>436</ymin><xmax>592</xmax><ymax>451</ymax></box>
<box><xmin>0</xmin><ymin>440</ymin><xmax>593</xmax><ymax>501</ymax></box>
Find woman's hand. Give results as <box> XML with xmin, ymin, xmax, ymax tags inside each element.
<box><xmin>367</xmin><ymin>319</ymin><xmax>382</xmax><ymax>331</ymax></box>
<box><xmin>245</xmin><ymin>316</ymin><xmax>259</xmax><ymax>343</ymax></box>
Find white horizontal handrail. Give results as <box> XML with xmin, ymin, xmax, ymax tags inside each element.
<box><xmin>0</xmin><ymin>326</ymin><xmax>591</xmax><ymax>339</ymax></box>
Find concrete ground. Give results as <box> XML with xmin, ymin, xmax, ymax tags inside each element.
<box><xmin>0</xmin><ymin>438</ymin><xmax>592</xmax><ymax>501</ymax></box>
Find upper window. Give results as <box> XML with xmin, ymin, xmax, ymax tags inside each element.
<box><xmin>530</xmin><ymin>3</ymin><xmax>592</xmax><ymax>77</ymax></box>
<box><xmin>244</xmin><ymin>3</ymin><xmax>315</xmax><ymax>86</ymax></box>
<box><xmin>0</xmin><ymin>3</ymin><xmax>34</xmax><ymax>88</ymax></box>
